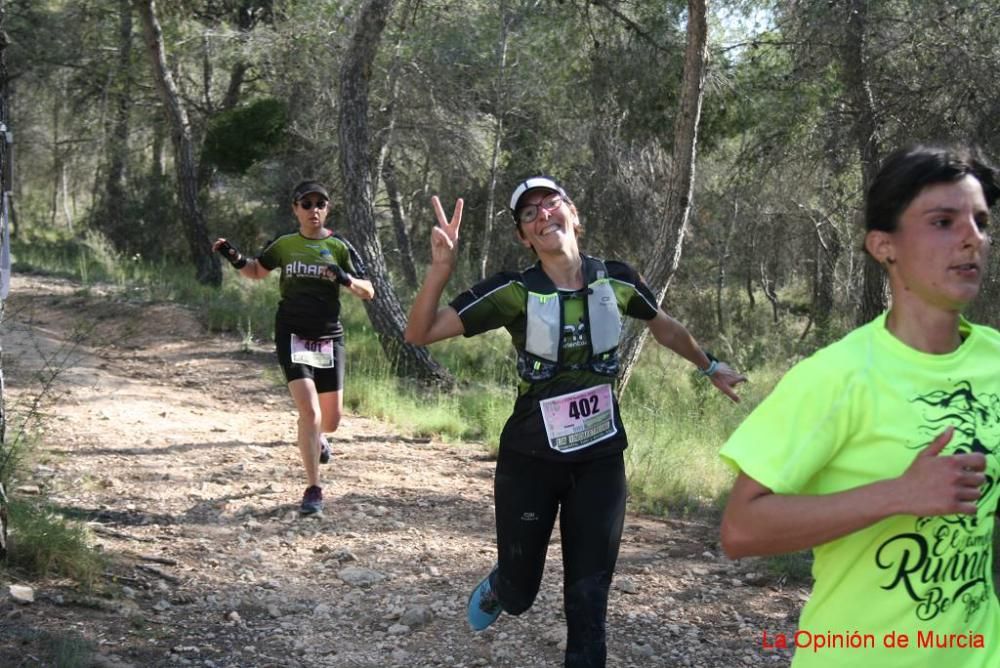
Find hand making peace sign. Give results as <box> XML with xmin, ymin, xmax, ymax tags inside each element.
<box><xmin>430</xmin><ymin>196</ymin><xmax>463</xmax><ymax>267</ymax></box>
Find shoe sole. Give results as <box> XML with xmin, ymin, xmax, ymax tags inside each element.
<box><xmin>466</xmin><ymin>571</ymin><xmax>501</xmax><ymax>631</ymax></box>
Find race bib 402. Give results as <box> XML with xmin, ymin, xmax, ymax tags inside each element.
<box><xmin>539</xmin><ymin>384</ymin><xmax>617</xmax><ymax>453</ymax></box>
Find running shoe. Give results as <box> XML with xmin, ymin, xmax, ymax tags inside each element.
<box><xmin>467</xmin><ymin>565</ymin><xmax>501</xmax><ymax>631</ymax></box>
<box><xmin>299</xmin><ymin>485</ymin><xmax>323</xmax><ymax>515</ymax></box>
<box><xmin>319</xmin><ymin>436</ymin><xmax>332</xmax><ymax>465</ymax></box>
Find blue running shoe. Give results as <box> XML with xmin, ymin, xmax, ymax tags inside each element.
<box><xmin>319</xmin><ymin>436</ymin><xmax>332</xmax><ymax>465</ymax></box>
<box><xmin>467</xmin><ymin>566</ymin><xmax>501</xmax><ymax>631</ymax></box>
<box><xmin>299</xmin><ymin>485</ymin><xmax>323</xmax><ymax>515</ymax></box>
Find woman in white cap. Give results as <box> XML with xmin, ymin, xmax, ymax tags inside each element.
<box><xmin>213</xmin><ymin>180</ymin><xmax>374</xmax><ymax>515</ymax></box>
<box><xmin>405</xmin><ymin>176</ymin><xmax>744</xmax><ymax>667</ymax></box>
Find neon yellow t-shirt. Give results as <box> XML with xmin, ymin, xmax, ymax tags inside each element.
<box><xmin>721</xmin><ymin>313</ymin><xmax>1000</xmax><ymax>668</ymax></box>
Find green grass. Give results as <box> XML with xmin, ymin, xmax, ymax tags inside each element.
<box><xmin>620</xmin><ymin>343</ymin><xmax>788</xmax><ymax>515</ymax></box>
<box><xmin>764</xmin><ymin>551</ymin><xmax>815</xmax><ymax>584</ymax></box>
<box><xmin>50</xmin><ymin>634</ymin><xmax>96</xmax><ymax>668</ymax></box>
<box><xmin>0</xmin><ymin>626</ymin><xmax>95</xmax><ymax>667</ymax></box>
<box><xmin>4</xmin><ymin>497</ymin><xmax>104</xmax><ymax>587</ymax></box>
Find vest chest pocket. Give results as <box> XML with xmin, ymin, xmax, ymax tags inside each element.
<box><xmin>517</xmin><ymin>256</ymin><xmax>623</xmax><ymax>383</ymax></box>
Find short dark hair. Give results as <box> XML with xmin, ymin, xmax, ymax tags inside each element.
<box><xmin>865</xmin><ymin>145</ymin><xmax>1000</xmax><ymax>233</ymax></box>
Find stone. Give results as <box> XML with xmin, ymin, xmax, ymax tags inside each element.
<box><xmin>338</xmin><ymin>566</ymin><xmax>386</xmax><ymax>587</ymax></box>
<box><xmin>9</xmin><ymin>585</ymin><xmax>34</xmax><ymax>604</ymax></box>
<box><xmin>399</xmin><ymin>605</ymin><xmax>433</xmax><ymax>628</ymax></box>
<box><xmin>617</xmin><ymin>578</ymin><xmax>639</xmax><ymax>594</ymax></box>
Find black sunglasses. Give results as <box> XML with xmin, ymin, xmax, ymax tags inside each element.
<box><xmin>298</xmin><ymin>199</ymin><xmax>328</xmax><ymax>210</ymax></box>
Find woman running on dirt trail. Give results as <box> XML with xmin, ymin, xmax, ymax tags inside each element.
<box><xmin>213</xmin><ymin>180</ymin><xmax>374</xmax><ymax>516</ymax></box>
<box><xmin>720</xmin><ymin>145</ymin><xmax>1000</xmax><ymax>668</ymax></box>
<box><xmin>404</xmin><ymin>176</ymin><xmax>746</xmax><ymax>668</ymax></box>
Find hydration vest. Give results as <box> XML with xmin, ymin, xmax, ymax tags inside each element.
<box><xmin>516</xmin><ymin>256</ymin><xmax>623</xmax><ymax>383</ymax></box>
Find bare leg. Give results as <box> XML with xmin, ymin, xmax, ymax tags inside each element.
<box><xmin>288</xmin><ymin>378</ymin><xmax>322</xmax><ymax>487</ymax></box>
<box><xmin>319</xmin><ymin>390</ymin><xmax>343</xmax><ymax>434</ymax></box>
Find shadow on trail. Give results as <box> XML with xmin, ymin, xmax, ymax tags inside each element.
<box><xmin>47</xmin><ymin>439</ymin><xmax>288</xmax><ymax>458</ymax></box>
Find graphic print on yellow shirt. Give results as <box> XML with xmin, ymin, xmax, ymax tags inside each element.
<box><xmin>876</xmin><ymin>380</ymin><xmax>999</xmax><ymax>625</ymax></box>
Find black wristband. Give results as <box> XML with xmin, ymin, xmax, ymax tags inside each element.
<box><xmin>216</xmin><ymin>240</ymin><xmax>247</xmax><ymax>269</ymax></box>
<box><xmin>327</xmin><ymin>263</ymin><xmax>353</xmax><ymax>287</ymax></box>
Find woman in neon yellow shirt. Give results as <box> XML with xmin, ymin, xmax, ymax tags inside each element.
<box><xmin>720</xmin><ymin>145</ymin><xmax>1000</xmax><ymax>667</ymax></box>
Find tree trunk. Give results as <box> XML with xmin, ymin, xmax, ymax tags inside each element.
<box><xmin>97</xmin><ymin>0</ymin><xmax>133</xmax><ymax>247</ymax></box>
<box><xmin>58</xmin><ymin>160</ymin><xmax>73</xmax><ymax>229</ymax></box>
<box><xmin>480</xmin><ymin>3</ymin><xmax>512</xmax><ymax>280</ymax></box>
<box><xmin>842</xmin><ymin>0</ymin><xmax>885</xmax><ymax>324</ymax></box>
<box><xmin>50</xmin><ymin>97</ymin><xmax>60</xmax><ymax>227</ymax></box>
<box><xmin>615</xmin><ymin>0</ymin><xmax>709</xmax><ymax>395</ymax></box>
<box><xmin>760</xmin><ymin>260</ymin><xmax>780</xmax><ymax>324</ymax></box>
<box><xmin>372</xmin><ymin>32</ymin><xmax>404</xmax><ymax>197</ymax></box>
<box><xmin>338</xmin><ymin>0</ymin><xmax>452</xmax><ymax>386</ymax></box>
<box><xmin>814</xmin><ymin>215</ymin><xmax>842</xmax><ymax>341</ymax></box>
<box><xmin>135</xmin><ymin>0</ymin><xmax>221</xmax><ymax>286</ymax></box>
<box><xmin>715</xmin><ymin>199</ymin><xmax>738</xmax><ymax>334</ymax></box>
<box><xmin>383</xmin><ymin>154</ymin><xmax>418</xmax><ymax>288</ymax></box>
<box><xmin>0</xmin><ymin>0</ymin><xmax>10</xmax><ymax>561</ymax></box>
<box><xmin>151</xmin><ymin>121</ymin><xmax>164</xmax><ymax>181</ymax></box>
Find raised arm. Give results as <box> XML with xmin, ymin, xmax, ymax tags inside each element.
<box><xmin>645</xmin><ymin>309</ymin><xmax>746</xmax><ymax>402</ymax></box>
<box><xmin>720</xmin><ymin>427</ymin><xmax>987</xmax><ymax>558</ymax></box>
<box><xmin>404</xmin><ymin>196</ymin><xmax>466</xmax><ymax>346</ymax></box>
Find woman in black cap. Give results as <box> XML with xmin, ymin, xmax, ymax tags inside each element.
<box><xmin>213</xmin><ymin>180</ymin><xmax>374</xmax><ymax>515</ymax></box>
<box><xmin>405</xmin><ymin>177</ymin><xmax>744</xmax><ymax>667</ymax></box>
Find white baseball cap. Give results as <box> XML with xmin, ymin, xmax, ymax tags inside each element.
<box><xmin>509</xmin><ymin>176</ymin><xmax>569</xmax><ymax>222</ymax></box>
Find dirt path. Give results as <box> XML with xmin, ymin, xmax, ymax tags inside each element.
<box><xmin>0</xmin><ymin>273</ymin><xmax>803</xmax><ymax>667</ymax></box>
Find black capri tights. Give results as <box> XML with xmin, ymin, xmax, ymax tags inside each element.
<box><xmin>492</xmin><ymin>448</ymin><xmax>627</xmax><ymax>668</ymax></box>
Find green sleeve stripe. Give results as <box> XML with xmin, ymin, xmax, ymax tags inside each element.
<box><xmin>609</xmin><ymin>276</ymin><xmax>657</xmax><ymax>314</ymax></box>
<box><xmin>454</xmin><ymin>279</ymin><xmax>522</xmax><ymax>316</ymax></box>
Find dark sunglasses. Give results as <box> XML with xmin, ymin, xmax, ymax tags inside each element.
<box><xmin>298</xmin><ymin>199</ymin><xmax>329</xmax><ymax>210</ymax></box>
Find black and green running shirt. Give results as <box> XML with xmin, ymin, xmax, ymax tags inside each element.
<box><xmin>449</xmin><ymin>259</ymin><xmax>658</xmax><ymax>462</ymax></box>
<box><xmin>257</xmin><ymin>231</ymin><xmax>367</xmax><ymax>339</ymax></box>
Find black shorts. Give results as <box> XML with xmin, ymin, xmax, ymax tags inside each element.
<box><xmin>275</xmin><ymin>322</ymin><xmax>346</xmax><ymax>393</ymax></box>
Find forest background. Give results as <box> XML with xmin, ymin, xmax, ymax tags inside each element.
<box><xmin>5</xmin><ymin>0</ymin><xmax>1000</xmax><ymax>516</ymax></box>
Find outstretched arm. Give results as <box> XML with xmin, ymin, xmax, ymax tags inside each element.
<box><xmin>720</xmin><ymin>427</ymin><xmax>987</xmax><ymax>558</ymax></box>
<box><xmin>212</xmin><ymin>238</ymin><xmax>270</xmax><ymax>280</ymax></box>
<box><xmin>404</xmin><ymin>196</ymin><xmax>466</xmax><ymax>346</ymax></box>
<box><xmin>646</xmin><ymin>309</ymin><xmax>746</xmax><ymax>402</ymax></box>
